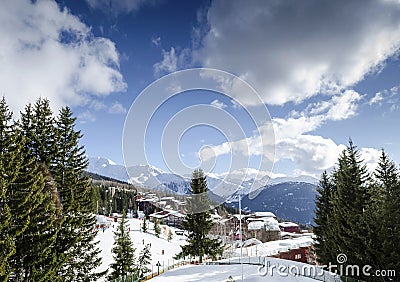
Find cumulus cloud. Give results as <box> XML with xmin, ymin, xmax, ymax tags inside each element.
<box><xmin>210</xmin><ymin>99</ymin><xmax>227</xmax><ymax>109</ymax></box>
<box><xmin>368</xmin><ymin>85</ymin><xmax>400</xmax><ymax>112</ymax></box>
<box><xmin>277</xmin><ymin>135</ymin><xmax>346</xmax><ymax>175</ymax></box>
<box><xmin>0</xmin><ymin>0</ymin><xmax>126</xmax><ymax>115</ymax></box>
<box><xmin>108</xmin><ymin>101</ymin><xmax>127</xmax><ymax>114</ymax></box>
<box><xmin>361</xmin><ymin>147</ymin><xmax>381</xmax><ymax>173</ymax></box>
<box><xmin>194</xmin><ymin>0</ymin><xmax>400</xmax><ymax>106</ymax></box>
<box><xmin>274</xmin><ymin>90</ymin><xmax>362</xmax><ymax>139</ymax></box>
<box><xmin>78</xmin><ymin>110</ymin><xmax>96</xmax><ymax>124</ymax></box>
<box><xmin>200</xmin><ymin>90</ymin><xmax>366</xmax><ymax>175</ymax></box>
<box><xmin>85</xmin><ymin>0</ymin><xmax>148</xmax><ymax>16</ymax></box>
<box><xmin>151</xmin><ymin>36</ymin><xmax>161</xmax><ymax>46</ymax></box>
<box><xmin>369</xmin><ymin>92</ymin><xmax>384</xmax><ymax>106</ymax></box>
<box><xmin>153</xmin><ymin>47</ymin><xmax>191</xmax><ymax>76</ymax></box>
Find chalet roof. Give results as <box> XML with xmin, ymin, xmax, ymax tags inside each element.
<box><xmin>279</xmin><ymin>221</ymin><xmax>299</xmax><ymax>228</ymax></box>
<box><xmin>254</xmin><ymin>211</ymin><xmax>276</xmax><ymax>218</ymax></box>
<box><xmin>240</xmin><ymin>236</ymin><xmax>313</xmax><ymax>257</ymax></box>
<box><xmin>248</xmin><ymin>217</ymin><xmax>280</xmax><ymax>231</ymax></box>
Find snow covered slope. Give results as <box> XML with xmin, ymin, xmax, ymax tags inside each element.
<box><xmin>150</xmin><ymin>257</ymin><xmax>340</xmax><ymax>282</ymax></box>
<box><xmin>96</xmin><ymin>216</ymin><xmax>187</xmax><ymax>278</ymax></box>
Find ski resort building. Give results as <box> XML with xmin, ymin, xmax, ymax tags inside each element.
<box><xmin>279</xmin><ymin>221</ymin><xmax>301</xmax><ymax>233</ymax></box>
<box><xmin>247</xmin><ymin>217</ymin><xmax>281</xmax><ymax>242</ymax></box>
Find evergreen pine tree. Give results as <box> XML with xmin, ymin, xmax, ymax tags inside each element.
<box><xmin>330</xmin><ymin>141</ymin><xmax>371</xmax><ymax>268</ymax></box>
<box><xmin>11</xmin><ymin>164</ymin><xmax>61</xmax><ymax>281</ymax></box>
<box><xmin>109</xmin><ymin>210</ymin><xmax>136</xmax><ymax>280</ymax></box>
<box><xmin>142</xmin><ymin>217</ymin><xmax>148</xmax><ymax>233</ymax></box>
<box><xmin>0</xmin><ymin>97</ymin><xmax>60</xmax><ymax>281</ymax></box>
<box><xmin>19</xmin><ymin>98</ymin><xmax>58</xmax><ymax>167</ymax></box>
<box><xmin>313</xmin><ymin>171</ymin><xmax>336</xmax><ymax>265</ymax></box>
<box><xmin>136</xmin><ymin>244</ymin><xmax>151</xmax><ymax>278</ymax></box>
<box><xmin>370</xmin><ymin>150</ymin><xmax>400</xmax><ymax>275</ymax></box>
<box><xmin>0</xmin><ymin>97</ymin><xmax>17</xmax><ymax>280</ymax></box>
<box><xmin>53</xmin><ymin>106</ymin><xmax>103</xmax><ymax>280</ymax></box>
<box><xmin>167</xmin><ymin>229</ymin><xmax>173</xmax><ymax>242</ymax></box>
<box><xmin>154</xmin><ymin>218</ymin><xmax>161</xmax><ymax>237</ymax></box>
<box><xmin>175</xmin><ymin>169</ymin><xmax>224</xmax><ymax>263</ymax></box>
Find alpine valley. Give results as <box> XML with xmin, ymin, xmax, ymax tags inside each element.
<box><xmin>88</xmin><ymin>157</ymin><xmax>318</xmax><ymax>224</ymax></box>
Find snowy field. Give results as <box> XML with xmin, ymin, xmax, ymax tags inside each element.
<box><xmin>95</xmin><ymin>216</ymin><xmax>340</xmax><ymax>281</ymax></box>
<box><xmin>150</xmin><ymin>261</ymin><xmax>340</xmax><ymax>282</ymax></box>
<box><xmin>96</xmin><ymin>216</ymin><xmax>187</xmax><ymax>277</ymax></box>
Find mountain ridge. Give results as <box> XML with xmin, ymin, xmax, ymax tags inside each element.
<box><xmin>88</xmin><ymin>157</ymin><xmax>319</xmax><ymax>224</ymax></box>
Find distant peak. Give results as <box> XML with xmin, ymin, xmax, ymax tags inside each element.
<box><xmin>89</xmin><ymin>156</ymin><xmax>118</xmax><ymax>166</ymax></box>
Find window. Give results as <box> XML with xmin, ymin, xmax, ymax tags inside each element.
<box><xmin>294</xmin><ymin>254</ymin><xmax>302</xmax><ymax>260</ymax></box>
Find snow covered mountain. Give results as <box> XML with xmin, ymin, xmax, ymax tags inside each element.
<box><xmin>227</xmin><ymin>181</ymin><xmax>318</xmax><ymax>224</ymax></box>
<box><xmin>88</xmin><ymin>157</ymin><xmax>319</xmax><ymax>224</ymax></box>
<box><xmin>87</xmin><ymin>157</ymin><xmax>189</xmax><ymax>193</ymax></box>
<box><xmin>87</xmin><ymin>157</ymin><xmax>129</xmax><ymax>181</ymax></box>
<box><xmin>87</xmin><ymin>157</ymin><xmax>318</xmax><ymax>198</ymax></box>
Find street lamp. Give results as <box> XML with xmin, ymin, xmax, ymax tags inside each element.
<box><xmin>239</xmin><ymin>193</ymin><xmax>243</xmax><ymax>282</ymax></box>
<box><xmin>156</xmin><ymin>261</ymin><xmax>161</xmax><ymax>275</ymax></box>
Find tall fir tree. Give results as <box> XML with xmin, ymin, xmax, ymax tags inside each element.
<box><xmin>167</xmin><ymin>229</ymin><xmax>173</xmax><ymax>242</ymax></box>
<box><xmin>330</xmin><ymin>141</ymin><xmax>371</xmax><ymax>267</ymax></box>
<box><xmin>53</xmin><ymin>106</ymin><xmax>103</xmax><ymax>280</ymax></box>
<box><xmin>0</xmin><ymin>97</ymin><xmax>18</xmax><ymax>280</ymax></box>
<box><xmin>154</xmin><ymin>218</ymin><xmax>161</xmax><ymax>238</ymax></box>
<box><xmin>175</xmin><ymin>169</ymin><xmax>223</xmax><ymax>263</ymax></box>
<box><xmin>0</xmin><ymin>97</ymin><xmax>60</xmax><ymax>281</ymax></box>
<box><xmin>14</xmin><ymin>98</ymin><xmax>63</xmax><ymax>280</ymax></box>
<box><xmin>142</xmin><ymin>217</ymin><xmax>148</xmax><ymax>233</ymax></box>
<box><xmin>19</xmin><ymin>98</ymin><xmax>58</xmax><ymax>167</ymax></box>
<box><xmin>136</xmin><ymin>244</ymin><xmax>151</xmax><ymax>278</ymax></box>
<box><xmin>370</xmin><ymin>150</ymin><xmax>400</xmax><ymax>276</ymax></box>
<box><xmin>313</xmin><ymin>171</ymin><xmax>337</xmax><ymax>265</ymax></box>
<box><xmin>11</xmin><ymin>164</ymin><xmax>61</xmax><ymax>281</ymax></box>
<box><xmin>109</xmin><ymin>210</ymin><xmax>136</xmax><ymax>280</ymax></box>
<box><xmin>0</xmin><ymin>98</ymin><xmax>107</xmax><ymax>280</ymax></box>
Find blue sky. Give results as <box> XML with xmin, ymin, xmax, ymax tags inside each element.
<box><xmin>2</xmin><ymin>0</ymin><xmax>400</xmax><ymax>178</ymax></box>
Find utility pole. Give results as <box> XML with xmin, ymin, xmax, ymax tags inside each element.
<box><xmin>239</xmin><ymin>193</ymin><xmax>243</xmax><ymax>282</ymax></box>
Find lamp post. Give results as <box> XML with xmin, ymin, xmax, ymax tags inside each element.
<box><xmin>156</xmin><ymin>261</ymin><xmax>161</xmax><ymax>275</ymax></box>
<box><xmin>239</xmin><ymin>193</ymin><xmax>243</xmax><ymax>282</ymax></box>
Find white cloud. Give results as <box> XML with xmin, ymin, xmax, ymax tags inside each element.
<box><xmin>90</xmin><ymin>100</ymin><xmax>107</xmax><ymax>111</ymax></box>
<box><xmin>390</xmin><ymin>104</ymin><xmax>398</xmax><ymax>112</ymax></box>
<box><xmin>108</xmin><ymin>101</ymin><xmax>127</xmax><ymax>114</ymax></box>
<box><xmin>85</xmin><ymin>0</ymin><xmax>147</xmax><ymax>16</ymax></box>
<box><xmin>78</xmin><ymin>110</ymin><xmax>96</xmax><ymax>123</ymax></box>
<box><xmin>151</xmin><ymin>36</ymin><xmax>161</xmax><ymax>46</ymax></box>
<box><xmin>276</xmin><ymin>135</ymin><xmax>346</xmax><ymax>176</ymax></box>
<box><xmin>210</xmin><ymin>99</ymin><xmax>227</xmax><ymax>109</ymax></box>
<box><xmin>199</xmin><ymin>90</ymin><xmax>365</xmax><ymax>175</ymax></box>
<box><xmin>153</xmin><ymin>48</ymin><xmax>178</xmax><ymax>74</ymax></box>
<box><xmin>274</xmin><ymin>90</ymin><xmax>362</xmax><ymax>140</ymax></box>
<box><xmin>193</xmin><ymin>0</ymin><xmax>400</xmax><ymax>106</ymax></box>
<box><xmin>368</xmin><ymin>85</ymin><xmax>400</xmax><ymax>111</ymax></box>
<box><xmin>273</xmin><ymin>115</ymin><xmax>324</xmax><ymax>140</ymax></box>
<box><xmin>0</xmin><ymin>0</ymin><xmax>126</xmax><ymax>114</ymax></box>
<box><xmin>321</xmin><ymin>90</ymin><xmax>362</xmax><ymax>121</ymax></box>
<box><xmin>361</xmin><ymin>147</ymin><xmax>381</xmax><ymax>173</ymax></box>
<box><xmin>153</xmin><ymin>47</ymin><xmax>191</xmax><ymax>76</ymax></box>
<box><xmin>369</xmin><ymin>92</ymin><xmax>384</xmax><ymax>105</ymax></box>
